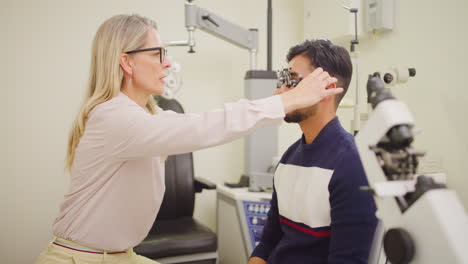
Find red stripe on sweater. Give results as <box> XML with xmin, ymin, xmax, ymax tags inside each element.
<box><xmin>280</xmin><ymin>217</ymin><xmax>331</xmax><ymax>237</ymax></box>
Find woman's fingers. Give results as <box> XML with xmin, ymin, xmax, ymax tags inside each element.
<box><xmin>322</xmin><ymin>87</ymin><xmax>344</xmax><ymax>97</ymax></box>
<box><xmin>281</xmin><ymin>67</ymin><xmax>342</xmax><ymax>113</ymax></box>
<box><xmin>325</xmin><ymin>77</ymin><xmax>338</xmax><ymax>86</ymax></box>
<box><xmin>303</xmin><ymin>69</ymin><xmax>337</xmax><ymax>88</ymax></box>
<box><xmin>318</xmin><ymin>71</ymin><xmax>330</xmax><ymax>81</ymax></box>
<box><xmin>309</xmin><ymin>67</ymin><xmax>324</xmax><ymax>78</ymax></box>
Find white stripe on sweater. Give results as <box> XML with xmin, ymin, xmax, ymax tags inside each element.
<box><xmin>275</xmin><ymin>163</ymin><xmax>333</xmax><ymax>228</ymax></box>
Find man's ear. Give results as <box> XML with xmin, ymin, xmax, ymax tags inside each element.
<box><xmin>119</xmin><ymin>54</ymin><xmax>133</xmax><ymax>76</ymax></box>
<box><xmin>322</xmin><ymin>82</ymin><xmax>337</xmax><ymax>102</ymax></box>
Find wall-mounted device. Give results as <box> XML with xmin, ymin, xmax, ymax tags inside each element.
<box><xmin>366</xmin><ymin>0</ymin><xmax>394</xmax><ymax>33</ymax></box>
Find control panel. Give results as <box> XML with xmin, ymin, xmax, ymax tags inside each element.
<box><xmin>242</xmin><ymin>200</ymin><xmax>271</xmax><ymax>248</ymax></box>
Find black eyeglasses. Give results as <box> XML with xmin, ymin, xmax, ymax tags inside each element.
<box><xmin>276</xmin><ymin>67</ymin><xmax>303</xmax><ymax>88</ymax></box>
<box><xmin>125</xmin><ymin>47</ymin><xmax>167</xmax><ymax>64</ymax></box>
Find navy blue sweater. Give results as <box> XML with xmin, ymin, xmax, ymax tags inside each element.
<box><xmin>251</xmin><ymin>117</ymin><xmax>377</xmax><ymax>264</ymax></box>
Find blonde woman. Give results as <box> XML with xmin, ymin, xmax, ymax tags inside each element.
<box><xmin>35</xmin><ymin>14</ymin><xmax>342</xmax><ymax>264</ymax></box>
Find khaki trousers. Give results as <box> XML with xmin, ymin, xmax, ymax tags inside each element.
<box><xmin>35</xmin><ymin>238</ymin><xmax>159</xmax><ymax>264</ymax></box>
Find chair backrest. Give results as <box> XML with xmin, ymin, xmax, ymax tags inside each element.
<box><xmin>153</xmin><ymin>96</ymin><xmax>196</xmax><ymax>220</ymax></box>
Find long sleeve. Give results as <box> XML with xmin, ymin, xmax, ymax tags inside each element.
<box><xmin>95</xmin><ymin>95</ymin><xmax>284</xmax><ymax>160</ymax></box>
<box><xmin>327</xmin><ymin>149</ymin><xmax>378</xmax><ymax>264</ymax></box>
<box><xmin>54</xmin><ymin>94</ymin><xmax>285</xmax><ymax>251</ymax></box>
<box><xmin>250</xmin><ymin>186</ymin><xmax>283</xmax><ymax>261</ymax></box>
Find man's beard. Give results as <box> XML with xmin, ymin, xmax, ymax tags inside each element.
<box><xmin>284</xmin><ymin>105</ymin><xmax>318</xmax><ymax>123</ymax></box>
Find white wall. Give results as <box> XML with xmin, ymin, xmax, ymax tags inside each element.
<box><xmin>304</xmin><ymin>0</ymin><xmax>468</xmax><ymax>204</ymax></box>
<box><xmin>1</xmin><ymin>0</ymin><xmax>303</xmax><ymax>263</ymax></box>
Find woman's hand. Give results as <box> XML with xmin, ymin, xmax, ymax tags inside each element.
<box><xmin>279</xmin><ymin>67</ymin><xmax>343</xmax><ymax>113</ymax></box>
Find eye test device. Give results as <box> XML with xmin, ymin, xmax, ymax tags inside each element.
<box><xmin>276</xmin><ymin>67</ymin><xmax>303</xmax><ymax>88</ymax></box>
<box><xmin>167</xmin><ymin>0</ymin><xmax>282</xmax><ymax>193</ymax></box>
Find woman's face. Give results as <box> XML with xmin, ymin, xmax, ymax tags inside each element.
<box><xmin>130</xmin><ymin>28</ymin><xmax>171</xmax><ymax>95</ymax></box>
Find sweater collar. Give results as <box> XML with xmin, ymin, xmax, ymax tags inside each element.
<box><xmin>300</xmin><ymin>116</ymin><xmax>342</xmax><ymax>149</ymax></box>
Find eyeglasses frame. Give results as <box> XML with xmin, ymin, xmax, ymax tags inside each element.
<box><xmin>124</xmin><ymin>47</ymin><xmax>167</xmax><ymax>64</ymax></box>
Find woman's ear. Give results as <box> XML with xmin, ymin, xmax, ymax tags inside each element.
<box><xmin>119</xmin><ymin>54</ymin><xmax>133</xmax><ymax>76</ymax></box>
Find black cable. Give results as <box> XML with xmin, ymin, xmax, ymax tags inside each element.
<box><xmin>349</xmin><ymin>8</ymin><xmax>359</xmax><ymax>52</ymax></box>
<box><xmin>267</xmin><ymin>0</ymin><xmax>273</xmax><ymax>71</ymax></box>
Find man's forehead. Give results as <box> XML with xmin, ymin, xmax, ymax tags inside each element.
<box><xmin>288</xmin><ymin>55</ymin><xmax>314</xmax><ymax>74</ymax></box>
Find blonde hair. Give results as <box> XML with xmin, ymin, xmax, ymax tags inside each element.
<box><xmin>66</xmin><ymin>14</ymin><xmax>158</xmax><ymax>171</ymax></box>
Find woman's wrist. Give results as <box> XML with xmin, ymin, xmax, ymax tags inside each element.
<box><xmin>279</xmin><ymin>91</ymin><xmax>298</xmax><ymax>114</ymax></box>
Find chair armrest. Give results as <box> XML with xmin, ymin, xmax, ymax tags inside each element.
<box><xmin>194</xmin><ymin>177</ymin><xmax>217</xmax><ymax>193</ymax></box>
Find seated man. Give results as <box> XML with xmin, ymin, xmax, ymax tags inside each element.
<box><xmin>248</xmin><ymin>39</ymin><xmax>378</xmax><ymax>264</ymax></box>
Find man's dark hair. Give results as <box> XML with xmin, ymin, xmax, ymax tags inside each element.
<box><xmin>287</xmin><ymin>39</ymin><xmax>352</xmax><ymax>107</ymax></box>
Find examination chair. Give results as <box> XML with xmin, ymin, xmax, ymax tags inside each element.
<box><xmin>134</xmin><ymin>96</ymin><xmax>218</xmax><ymax>264</ymax></box>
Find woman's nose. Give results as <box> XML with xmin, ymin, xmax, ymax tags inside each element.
<box><xmin>162</xmin><ymin>57</ymin><xmax>171</xmax><ymax>69</ymax></box>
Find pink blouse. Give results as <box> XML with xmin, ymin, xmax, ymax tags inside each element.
<box><xmin>52</xmin><ymin>92</ymin><xmax>284</xmax><ymax>251</ymax></box>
